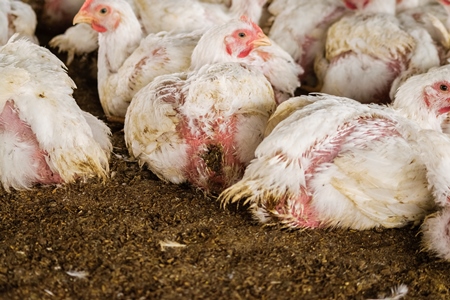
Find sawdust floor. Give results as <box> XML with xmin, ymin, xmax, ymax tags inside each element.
<box><xmin>1</xmin><ymin>25</ymin><xmax>450</xmax><ymax>300</ymax></box>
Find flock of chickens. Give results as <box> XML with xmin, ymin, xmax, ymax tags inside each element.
<box><xmin>3</xmin><ymin>0</ymin><xmax>450</xmax><ymax>262</ymax></box>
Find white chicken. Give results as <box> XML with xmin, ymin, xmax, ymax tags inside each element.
<box><xmin>0</xmin><ymin>0</ymin><xmax>38</xmax><ymax>45</ymax></box>
<box><xmin>412</xmin><ymin>129</ymin><xmax>450</xmax><ymax>261</ymax></box>
<box><xmin>48</xmin><ymin>23</ymin><xmax>99</xmax><ymax>65</ymax></box>
<box><xmin>134</xmin><ymin>0</ymin><xmax>268</xmax><ymax>34</ymax></box>
<box><xmin>73</xmin><ymin>0</ymin><xmax>201</xmax><ymax>120</ymax></box>
<box><xmin>49</xmin><ymin>0</ymin><xmax>266</xmax><ymax>65</ymax></box>
<box><xmin>396</xmin><ymin>0</ymin><xmax>435</xmax><ymax>12</ymax></box>
<box><xmin>267</xmin><ymin>0</ymin><xmax>348</xmax><ymax>88</ymax></box>
<box><xmin>219</xmin><ymin>64</ymin><xmax>450</xmax><ymax>230</ymax></box>
<box><xmin>396</xmin><ymin>0</ymin><xmax>450</xmax><ymax>67</ymax></box>
<box><xmin>189</xmin><ymin>16</ymin><xmax>302</xmax><ymax>104</ymax></box>
<box><xmin>73</xmin><ymin>0</ymin><xmax>300</xmax><ymax>119</ymax></box>
<box><xmin>0</xmin><ymin>1</ymin><xmax>8</xmax><ymax>45</ymax></box>
<box><xmin>0</xmin><ymin>37</ymin><xmax>111</xmax><ymax>191</ymax></box>
<box><xmin>317</xmin><ymin>0</ymin><xmax>440</xmax><ymax>104</ymax></box>
<box><xmin>48</xmin><ymin>0</ymin><xmax>138</xmax><ymax>65</ymax></box>
<box><xmin>124</xmin><ymin>18</ymin><xmax>278</xmax><ymax>194</ymax></box>
<box><xmin>125</xmin><ymin>63</ymin><xmax>275</xmax><ymax>194</ymax></box>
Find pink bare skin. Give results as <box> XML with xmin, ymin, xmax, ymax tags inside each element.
<box><xmin>0</xmin><ymin>100</ymin><xmax>62</xmax><ymax>185</ymax></box>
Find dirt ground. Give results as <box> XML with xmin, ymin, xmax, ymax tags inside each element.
<box><xmin>2</xmin><ymin>4</ymin><xmax>450</xmax><ymax>300</ymax></box>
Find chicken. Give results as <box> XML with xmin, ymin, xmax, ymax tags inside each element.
<box><xmin>134</xmin><ymin>0</ymin><xmax>268</xmax><ymax>35</ymax></box>
<box><xmin>125</xmin><ymin>62</ymin><xmax>275</xmax><ymax>195</ymax></box>
<box><xmin>73</xmin><ymin>0</ymin><xmax>201</xmax><ymax>120</ymax></box>
<box><xmin>48</xmin><ymin>0</ymin><xmax>138</xmax><ymax>65</ymax></box>
<box><xmin>218</xmin><ymin>64</ymin><xmax>450</xmax><ymax>230</ymax></box>
<box><xmin>396</xmin><ymin>0</ymin><xmax>450</xmax><ymax>67</ymax></box>
<box><xmin>189</xmin><ymin>16</ymin><xmax>302</xmax><ymax>104</ymax></box>
<box><xmin>410</xmin><ymin>129</ymin><xmax>450</xmax><ymax>260</ymax></box>
<box><xmin>51</xmin><ymin>0</ymin><xmax>267</xmax><ymax>64</ymax></box>
<box><xmin>73</xmin><ymin>0</ymin><xmax>299</xmax><ymax>119</ymax></box>
<box><xmin>245</xmin><ymin>42</ymin><xmax>303</xmax><ymax>104</ymax></box>
<box><xmin>267</xmin><ymin>0</ymin><xmax>348</xmax><ymax>88</ymax></box>
<box><xmin>317</xmin><ymin>0</ymin><xmax>440</xmax><ymax>104</ymax></box>
<box><xmin>0</xmin><ymin>0</ymin><xmax>38</xmax><ymax>45</ymax></box>
<box><xmin>0</xmin><ymin>1</ymin><xmax>8</xmax><ymax>45</ymax></box>
<box><xmin>396</xmin><ymin>0</ymin><xmax>434</xmax><ymax>12</ymax></box>
<box><xmin>124</xmin><ymin>17</ymin><xmax>278</xmax><ymax>194</ymax></box>
<box><xmin>0</xmin><ymin>37</ymin><xmax>111</xmax><ymax>191</ymax></box>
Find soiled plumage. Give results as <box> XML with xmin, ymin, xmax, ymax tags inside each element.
<box><xmin>219</xmin><ymin>64</ymin><xmax>450</xmax><ymax>230</ymax></box>
<box><xmin>124</xmin><ymin>16</ymin><xmax>280</xmax><ymax>194</ymax></box>
<box><xmin>0</xmin><ymin>37</ymin><xmax>111</xmax><ymax>191</ymax></box>
<box><xmin>125</xmin><ymin>62</ymin><xmax>275</xmax><ymax>194</ymax></box>
<box><xmin>268</xmin><ymin>0</ymin><xmax>347</xmax><ymax>87</ymax></box>
<box><xmin>317</xmin><ymin>0</ymin><xmax>439</xmax><ymax>104</ymax></box>
<box><xmin>396</xmin><ymin>0</ymin><xmax>450</xmax><ymax>70</ymax></box>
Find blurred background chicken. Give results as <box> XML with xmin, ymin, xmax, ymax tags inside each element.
<box><xmin>135</xmin><ymin>0</ymin><xmax>268</xmax><ymax>34</ymax></box>
<box><xmin>0</xmin><ymin>37</ymin><xmax>111</xmax><ymax>191</ymax></box>
<box><xmin>267</xmin><ymin>0</ymin><xmax>348</xmax><ymax>89</ymax></box>
<box><xmin>316</xmin><ymin>0</ymin><xmax>440</xmax><ymax>104</ymax></box>
<box><xmin>219</xmin><ymin>64</ymin><xmax>450</xmax><ymax>229</ymax></box>
<box><xmin>0</xmin><ymin>0</ymin><xmax>38</xmax><ymax>45</ymax></box>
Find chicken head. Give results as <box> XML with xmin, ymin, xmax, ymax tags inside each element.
<box><xmin>73</xmin><ymin>0</ymin><xmax>122</xmax><ymax>33</ymax></box>
<box><xmin>190</xmin><ymin>17</ymin><xmax>271</xmax><ymax>70</ymax></box>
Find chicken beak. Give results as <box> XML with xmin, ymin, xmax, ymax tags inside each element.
<box><xmin>252</xmin><ymin>33</ymin><xmax>272</xmax><ymax>48</ymax></box>
<box><xmin>73</xmin><ymin>11</ymin><xmax>94</xmax><ymax>25</ymax></box>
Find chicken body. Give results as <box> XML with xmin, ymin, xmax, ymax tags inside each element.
<box><xmin>124</xmin><ymin>17</ymin><xmax>279</xmax><ymax>194</ymax></box>
<box><xmin>0</xmin><ymin>37</ymin><xmax>111</xmax><ymax>191</ymax></box>
<box><xmin>268</xmin><ymin>0</ymin><xmax>348</xmax><ymax>87</ymax></box>
<box><xmin>396</xmin><ymin>0</ymin><xmax>450</xmax><ymax>68</ymax></box>
<box><xmin>414</xmin><ymin>130</ymin><xmax>450</xmax><ymax>261</ymax></box>
<box><xmin>125</xmin><ymin>62</ymin><xmax>275</xmax><ymax>194</ymax></box>
<box><xmin>134</xmin><ymin>0</ymin><xmax>267</xmax><ymax>34</ymax></box>
<box><xmin>219</xmin><ymin>64</ymin><xmax>450</xmax><ymax>230</ymax></box>
<box><xmin>318</xmin><ymin>0</ymin><xmax>439</xmax><ymax>104</ymax></box>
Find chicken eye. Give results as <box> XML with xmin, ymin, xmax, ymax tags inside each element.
<box><xmin>440</xmin><ymin>84</ymin><xmax>448</xmax><ymax>91</ymax></box>
<box><xmin>99</xmin><ymin>7</ymin><xmax>108</xmax><ymax>14</ymax></box>
<box><xmin>238</xmin><ymin>32</ymin><xmax>246</xmax><ymax>38</ymax></box>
